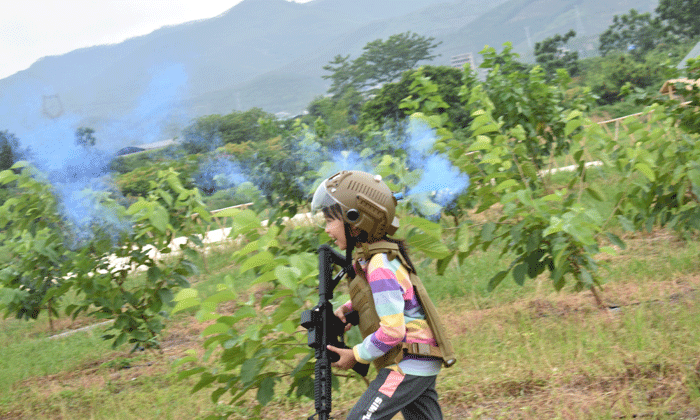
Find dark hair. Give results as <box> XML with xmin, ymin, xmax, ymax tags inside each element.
<box><xmin>322</xmin><ymin>203</ymin><xmax>344</xmax><ymax>221</ymax></box>
<box><xmin>382</xmin><ymin>236</ymin><xmax>417</xmax><ymax>274</ymax></box>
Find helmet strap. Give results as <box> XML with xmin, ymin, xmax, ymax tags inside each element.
<box><xmin>344</xmin><ymin>223</ymin><xmax>356</xmax><ymax>279</ymax></box>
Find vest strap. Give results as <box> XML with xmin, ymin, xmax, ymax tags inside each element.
<box><xmin>403</xmin><ymin>342</ymin><xmax>443</xmax><ymax>359</ymax></box>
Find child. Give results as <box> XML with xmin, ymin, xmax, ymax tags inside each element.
<box><xmin>311</xmin><ymin>170</ymin><xmax>454</xmax><ymax>420</ymax></box>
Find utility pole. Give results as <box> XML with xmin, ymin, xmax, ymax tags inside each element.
<box><xmin>524</xmin><ymin>26</ymin><xmax>533</xmax><ymax>50</ymax></box>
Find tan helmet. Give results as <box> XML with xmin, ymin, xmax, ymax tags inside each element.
<box><xmin>312</xmin><ymin>170</ymin><xmax>400</xmax><ymax>241</ymax></box>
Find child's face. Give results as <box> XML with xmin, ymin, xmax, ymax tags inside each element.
<box><xmin>324</xmin><ymin>217</ymin><xmax>347</xmax><ymax>250</ymax></box>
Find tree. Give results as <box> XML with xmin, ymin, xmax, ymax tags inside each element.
<box><xmin>321</xmin><ymin>54</ymin><xmax>354</xmax><ymax>97</ymax></box>
<box><xmin>0</xmin><ymin>130</ymin><xmax>22</xmax><ymax>171</ymax></box>
<box><xmin>656</xmin><ymin>0</ymin><xmax>700</xmax><ymax>39</ymax></box>
<box><xmin>182</xmin><ymin>114</ymin><xmax>223</xmax><ymax>154</ymax></box>
<box><xmin>534</xmin><ymin>30</ymin><xmax>579</xmax><ymax>78</ymax></box>
<box><xmin>0</xmin><ymin>164</ymin><xmax>205</xmax><ymax>347</ymax></box>
<box><xmin>598</xmin><ymin>9</ymin><xmax>666</xmax><ymax>57</ymax></box>
<box><xmin>307</xmin><ymin>89</ymin><xmax>363</xmax><ymax>128</ymax></box>
<box><xmin>181</xmin><ymin>108</ymin><xmax>278</xmax><ymax>155</ymax></box>
<box><xmin>359</xmin><ymin>65</ymin><xmax>471</xmax><ymax>131</ymax></box>
<box><xmin>0</xmin><ymin>131</ymin><xmax>29</xmax><ymax>173</ymax></box>
<box><xmin>75</xmin><ymin>127</ymin><xmax>96</xmax><ymax>147</ymax></box>
<box><xmin>322</xmin><ymin>32</ymin><xmax>441</xmax><ymax>96</ymax></box>
<box><xmin>218</xmin><ymin>108</ymin><xmax>277</xmax><ymax>145</ymax></box>
<box><xmin>476</xmin><ymin>43</ymin><xmax>595</xmax><ymax>170</ymax></box>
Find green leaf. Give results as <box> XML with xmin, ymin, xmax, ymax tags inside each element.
<box><xmin>240</xmin><ymin>251</ymin><xmax>274</xmax><ymax>274</ymax></box>
<box><xmin>192</xmin><ymin>373</ymin><xmax>216</xmax><ymax>393</ymax></box>
<box><xmin>294</xmin><ymin>376</ymin><xmax>315</xmax><ymax>399</ymax></box>
<box><xmin>436</xmin><ymin>253</ymin><xmax>453</xmax><ymax>276</ymax></box>
<box><xmin>212</xmin><ymin>207</ymin><xmax>242</xmax><ymax>218</ymax></box>
<box><xmin>272</xmin><ymin>297</ymin><xmax>300</xmax><ymax>325</ymax></box>
<box><xmin>203</xmin><ymin>289</ymin><xmax>238</xmax><ymax>306</ymax></box>
<box><xmin>0</xmin><ymin>170</ymin><xmax>18</xmax><ymax>184</ymax></box>
<box><xmin>274</xmin><ymin>266</ymin><xmax>301</xmax><ymax>290</ymax></box>
<box><xmin>468</xmin><ymin>135</ymin><xmax>492</xmax><ymax>151</ymax></box>
<box><xmin>407</xmin><ymin>232</ymin><xmax>450</xmax><ymax>259</ymax></box>
<box><xmin>552</xmin><ymin>264</ymin><xmax>566</xmax><ymax>291</ymax></box>
<box><xmin>525</xmin><ymin>250</ymin><xmax>546</xmax><ymax>278</ymax></box>
<box><xmin>211</xmin><ymin>387</ymin><xmax>228</xmax><ymax>403</ymax></box>
<box><xmin>232</xmin><ymin>209</ymin><xmax>261</xmax><ymax>234</ymax></box>
<box><xmin>541</xmin><ymin>193</ymin><xmax>563</xmax><ymax>202</ymax></box>
<box><xmin>240</xmin><ymin>358</ymin><xmax>261</xmax><ymax>384</ymax></box>
<box><xmin>487</xmin><ymin>270</ymin><xmax>508</xmax><ymax>292</ymax></box>
<box><xmin>599</xmin><ymin>246</ymin><xmax>617</xmax><ymax>255</ymax></box>
<box><xmin>112</xmin><ymin>332</ymin><xmax>128</xmax><ymax>349</ymax></box>
<box><xmin>617</xmin><ymin>216</ymin><xmax>636</xmax><ymax>232</ymax></box>
<box><xmin>604</xmin><ymin>232</ymin><xmax>626</xmax><ymax>250</ymax></box>
<box><xmin>158</xmin><ymin>289</ymin><xmax>174</xmax><ymax>306</ymax></box>
<box><xmin>512</xmin><ymin>263</ymin><xmax>527</xmax><ymax>286</ymax></box>
<box><xmin>147</xmin><ymin>266</ymin><xmax>162</xmax><ymax>283</ymax></box>
<box><xmin>495</xmin><ymin>179</ymin><xmax>518</xmax><ymax>192</ymax></box>
<box><xmin>543</xmin><ymin>217</ymin><xmax>563</xmax><ymax>237</ymax></box>
<box><xmin>480</xmin><ymin>222</ymin><xmax>496</xmax><ymax>242</ymax></box>
<box><xmin>174</xmin><ymin>288</ymin><xmax>199</xmax><ymax>301</ymax></box>
<box><xmin>404</xmin><ymin>216</ymin><xmax>443</xmax><ymax>238</ymax></box>
<box><xmin>585</xmin><ymin>186</ymin><xmax>605</xmax><ymax>201</ymax></box>
<box><xmin>202</xmin><ymin>322</ymin><xmax>230</xmax><ymax>336</ymax></box>
<box><xmin>149</xmin><ymin>206</ymin><xmax>170</xmax><ymax>232</ymax></box>
<box><xmin>257</xmin><ymin>377</ymin><xmax>277</xmax><ymax>406</ymax></box>
<box><xmin>472</xmin><ymin>124</ymin><xmax>499</xmax><ymax>136</ymax></box>
<box><xmin>178</xmin><ymin>367</ymin><xmax>206</xmax><ymax>381</ymax></box>
<box><xmin>172</xmin><ymin>297</ymin><xmax>200</xmax><ymax>314</ymax></box>
<box><xmin>456</xmin><ymin>223</ymin><xmax>470</xmax><ymax>253</ymax></box>
<box><xmin>230</xmin><ymin>306</ymin><xmax>257</xmax><ymax>323</ymax></box>
<box><xmin>564</xmin><ymin>119</ymin><xmax>582</xmax><ymax>137</ymax></box>
<box><xmin>634</xmin><ymin>163</ymin><xmax>656</xmax><ymax>182</ymax></box>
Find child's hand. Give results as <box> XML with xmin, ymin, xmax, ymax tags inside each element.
<box><xmin>327</xmin><ymin>345</ymin><xmax>357</xmax><ymax>370</ymax></box>
<box><xmin>334</xmin><ymin>306</ymin><xmax>352</xmax><ymax>332</ymax></box>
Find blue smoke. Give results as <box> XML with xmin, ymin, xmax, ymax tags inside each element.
<box><xmin>318</xmin><ymin>149</ymin><xmax>373</xmax><ymax>180</ymax></box>
<box><xmin>17</xmin><ymin>116</ymin><xmax>129</xmax><ymax>248</ymax></box>
<box><xmin>309</xmin><ymin>117</ymin><xmax>469</xmax><ymax>219</ymax></box>
<box><xmin>407</xmin><ymin>154</ymin><xmax>469</xmax><ymax>206</ymax></box>
<box><xmin>2</xmin><ymin>62</ymin><xmax>192</xmax><ymax>249</ymax></box>
<box><xmin>404</xmin><ymin>118</ymin><xmax>470</xmax><ymax>218</ymax></box>
<box><xmin>195</xmin><ymin>157</ymin><xmax>249</xmax><ymax>195</ymax></box>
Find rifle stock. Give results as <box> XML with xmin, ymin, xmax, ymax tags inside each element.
<box><xmin>300</xmin><ymin>245</ymin><xmax>368</xmax><ymax>420</ymax></box>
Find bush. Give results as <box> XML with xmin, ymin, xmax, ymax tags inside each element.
<box><xmin>114</xmin><ymin>156</ymin><xmax>198</xmax><ymax>198</ymax></box>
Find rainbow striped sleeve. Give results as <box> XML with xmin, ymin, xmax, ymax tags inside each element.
<box><xmin>353</xmin><ymin>254</ymin><xmax>407</xmax><ymax>364</ymax></box>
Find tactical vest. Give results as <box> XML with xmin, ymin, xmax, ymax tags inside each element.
<box><xmin>347</xmin><ymin>241</ymin><xmax>457</xmax><ymax>372</ymax></box>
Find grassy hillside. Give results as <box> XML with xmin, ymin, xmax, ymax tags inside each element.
<box><xmin>2</xmin><ymin>158</ymin><xmax>700</xmax><ymax>419</ymax></box>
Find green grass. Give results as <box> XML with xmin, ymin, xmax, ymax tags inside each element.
<box><xmin>2</xmin><ymin>230</ymin><xmax>700</xmax><ymax>419</ymax></box>
<box><xmin>0</xmin><ymin>320</ymin><xmax>113</xmax><ymax>404</ymax></box>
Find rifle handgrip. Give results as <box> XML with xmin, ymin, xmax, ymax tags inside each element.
<box><xmin>344</xmin><ymin>310</ymin><xmax>359</xmax><ymax>326</ymax></box>
<box><xmin>352</xmin><ymin>361</ymin><xmax>370</xmax><ymax>377</ymax></box>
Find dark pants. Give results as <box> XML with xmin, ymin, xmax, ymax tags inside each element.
<box><xmin>346</xmin><ymin>369</ymin><xmax>443</xmax><ymax>420</ymax></box>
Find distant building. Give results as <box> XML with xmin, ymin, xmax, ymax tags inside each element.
<box><xmin>115</xmin><ymin>139</ymin><xmax>178</xmax><ymax>156</ymax></box>
<box><xmin>450</xmin><ymin>53</ymin><xmax>475</xmax><ymax>70</ymax></box>
<box><xmin>115</xmin><ymin>146</ymin><xmax>146</xmax><ymax>156</ymax></box>
<box><xmin>139</xmin><ymin>139</ymin><xmax>177</xmax><ymax>151</ymax></box>
<box><xmin>677</xmin><ymin>41</ymin><xmax>700</xmax><ymax>70</ymax></box>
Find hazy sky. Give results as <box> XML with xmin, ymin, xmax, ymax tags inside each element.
<box><xmin>0</xmin><ymin>0</ymin><xmax>312</xmax><ymax>80</ymax></box>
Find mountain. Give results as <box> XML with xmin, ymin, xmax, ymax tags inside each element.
<box><xmin>0</xmin><ymin>0</ymin><xmax>658</xmax><ymax>152</ymax></box>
